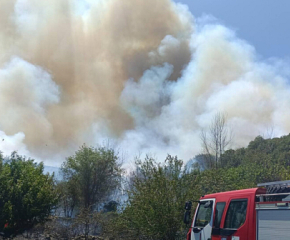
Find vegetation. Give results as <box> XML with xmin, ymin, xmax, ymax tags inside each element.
<box><xmin>111</xmin><ymin>155</ymin><xmax>189</xmax><ymax>240</ymax></box>
<box><xmin>107</xmin><ymin>134</ymin><xmax>290</xmax><ymax>239</ymax></box>
<box><xmin>0</xmin><ymin>152</ymin><xmax>57</xmax><ymax>236</ymax></box>
<box><xmin>60</xmin><ymin>145</ymin><xmax>123</xmax><ymax>211</ymax></box>
<box><xmin>58</xmin><ymin>145</ymin><xmax>123</xmax><ymax>239</ymax></box>
<box><xmin>200</xmin><ymin>112</ymin><xmax>233</xmax><ymax>169</ymax></box>
<box><xmin>2</xmin><ymin>133</ymin><xmax>290</xmax><ymax>239</ymax></box>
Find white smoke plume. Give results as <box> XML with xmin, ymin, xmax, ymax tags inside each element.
<box><xmin>0</xmin><ymin>0</ymin><xmax>290</xmax><ymax>166</ymax></box>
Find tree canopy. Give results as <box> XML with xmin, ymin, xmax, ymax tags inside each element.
<box><xmin>60</xmin><ymin>145</ymin><xmax>123</xmax><ymax>212</ymax></box>
<box><xmin>110</xmin><ymin>155</ymin><xmax>189</xmax><ymax>240</ymax></box>
<box><xmin>0</xmin><ymin>152</ymin><xmax>57</xmax><ymax>235</ymax></box>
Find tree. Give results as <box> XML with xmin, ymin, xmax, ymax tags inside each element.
<box><xmin>200</xmin><ymin>112</ymin><xmax>233</xmax><ymax>169</ymax></box>
<box><xmin>60</xmin><ymin>145</ymin><xmax>123</xmax><ymax>239</ymax></box>
<box><xmin>0</xmin><ymin>152</ymin><xmax>57</xmax><ymax>235</ymax></box>
<box><xmin>193</xmin><ymin>154</ymin><xmax>215</xmax><ymax>170</ymax></box>
<box><xmin>56</xmin><ymin>180</ymin><xmax>78</xmax><ymax>218</ymax></box>
<box><xmin>117</xmin><ymin>155</ymin><xmax>189</xmax><ymax>240</ymax></box>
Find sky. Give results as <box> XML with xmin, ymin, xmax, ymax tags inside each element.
<box><xmin>176</xmin><ymin>0</ymin><xmax>290</xmax><ymax>59</ymax></box>
<box><xmin>1</xmin><ymin>0</ymin><xmax>290</xmax><ymax>168</ymax></box>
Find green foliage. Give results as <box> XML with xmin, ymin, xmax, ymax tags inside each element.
<box><xmin>55</xmin><ymin>180</ymin><xmax>78</xmax><ymax>218</ymax></box>
<box><xmin>188</xmin><ymin>134</ymin><xmax>290</xmax><ymax>196</ymax></box>
<box><xmin>59</xmin><ymin>145</ymin><xmax>123</xmax><ymax>240</ymax></box>
<box><xmin>115</xmin><ymin>155</ymin><xmax>189</xmax><ymax>240</ymax></box>
<box><xmin>103</xmin><ymin>201</ymin><xmax>118</xmax><ymax>212</ymax></box>
<box><xmin>60</xmin><ymin>145</ymin><xmax>123</xmax><ymax>212</ymax></box>
<box><xmin>0</xmin><ymin>152</ymin><xmax>57</xmax><ymax>234</ymax></box>
<box><xmin>110</xmin><ymin>134</ymin><xmax>290</xmax><ymax>239</ymax></box>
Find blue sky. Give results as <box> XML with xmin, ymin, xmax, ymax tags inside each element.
<box><xmin>175</xmin><ymin>0</ymin><xmax>290</xmax><ymax>59</ymax></box>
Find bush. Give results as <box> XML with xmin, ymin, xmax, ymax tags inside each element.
<box><xmin>0</xmin><ymin>152</ymin><xmax>57</xmax><ymax>235</ymax></box>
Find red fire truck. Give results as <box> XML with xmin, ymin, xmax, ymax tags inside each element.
<box><xmin>184</xmin><ymin>180</ymin><xmax>290</xmax><ymax>240</ymax></box>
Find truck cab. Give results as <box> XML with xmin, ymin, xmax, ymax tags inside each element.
<box><xmin>185</xmin><ymin>180</ymin><xmax>290</xmax><ymax>240</ymax></box>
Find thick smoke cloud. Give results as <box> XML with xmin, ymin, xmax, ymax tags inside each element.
<box><xmin>0</xmin><ymin>0</ymin><xmax>289</xmax><ymax>166</ymax></box>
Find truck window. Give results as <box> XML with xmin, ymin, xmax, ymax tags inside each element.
<box><xmin>213</xmin><ymin>202</ymin><xmax>226</xmax><ymax>228</ymax></box>
<box><xmin>194</xmin><ymin>201</ymin><xmax>213</xmax><ymax>228</ymax></box>
<box><xmin>224</xmin><ymin>199</ymin><xmax>247</xmax><ymax>229</ymax></box>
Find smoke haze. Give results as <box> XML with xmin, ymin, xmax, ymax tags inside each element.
<box><xmin>0</xmin><ymin>0</ymin><xmax>290</xmax><ymax>166</ymax></box>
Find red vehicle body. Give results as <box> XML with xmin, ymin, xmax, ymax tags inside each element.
<box><xmin>185</xmin><ymin>181</ymin><xmax>290</xmax><ymax>240</ymax></box>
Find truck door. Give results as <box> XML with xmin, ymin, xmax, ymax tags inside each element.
<box><xmin>211</xmin><ymin>202</ymin><xmax>226</xmax><ymax>240</ymax></box>
<box><xmin>220</xmin><ymin>199</ymin><xmax>248</xmax><ymax>240</ymax></box>
<box><xmin>191</xmin><ymin>199</ymin><xmax>215</xmax><ymax>240</ymax></box>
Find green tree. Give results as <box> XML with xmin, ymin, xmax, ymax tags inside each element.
<box><xmin>117</xmin><ymin>155</ymin><xmax>189</xmax><ymax>240</ymax></box>
<box><xmin>0</xmin><ymin>152</ymin><xmax>57</xmax><ymax>235</ymax></box>
<box><xmin>60</xmin><ymin>145</ymin><xmax>123</xmax><ymax>239</ymax></box>
<box><xmin>55</xmin><ymin>180</ymin><xmax>78</xmax><ymax>218</ymax></box>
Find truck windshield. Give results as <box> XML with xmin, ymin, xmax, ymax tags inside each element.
<box><xmin>194</xmin><ymin>201</ymin><xmax>213</xmax><ymax>228</ymax></box>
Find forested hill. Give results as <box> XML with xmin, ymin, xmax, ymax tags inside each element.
<box><xmin>190</xmin><ymin>134</ymin><xmax>290</xmax><ymax>197</ymax></box>
<box><xmin>223</xmin><ymin>134</ymin><xmax>290</xmax><ymax>169</ymax></box>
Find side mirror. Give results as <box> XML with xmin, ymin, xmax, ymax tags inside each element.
<box><xmin>185</xmin><ymin>201</ymin><xmax>192</xmax><ymax>210</ymax></box>
<box><xmin>183</xmin><ymin>210</ymin><xmax>191</xmax><ymax>224</ymax></box>
<box><xmin>184</xmin><ymin>201</ymin><xmax>192</xmax><ymax>224</ymax></box>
